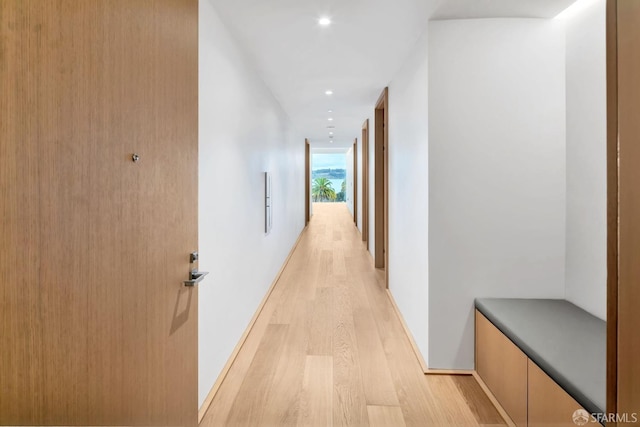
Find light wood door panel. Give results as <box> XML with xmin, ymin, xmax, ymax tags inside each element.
<box><xmin>0</xmin><ymin>4</ymin><xmax>44</xmax><ymax>420</ymax></box>
<box><xmin>528</xmin><ymin>360</ymin><xmax>587</xmax><ymax>427</ymax></box>
<box><xmin>616</xmin><ymin>0</ymin><xmax>640</xmax><ymax>415</ymax></box>
<box><xmin>475</xmin><ymin>311</ymin><xmax>528</xmax><ymax>427</ymax></box>
<box><xmin>0</xmin><ymin>1</ymin><xmax>198</xmax><ymax>425</ymax></box>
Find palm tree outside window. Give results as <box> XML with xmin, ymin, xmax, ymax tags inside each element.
<box><xmin>312</xmin><ymin>178</ymin><xmax>337</xmax><ymax>202</ymax></box>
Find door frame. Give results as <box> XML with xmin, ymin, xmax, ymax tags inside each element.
<box><xmin>305</xmin><ymin>139</ymin><xmax>310</xmax><ymax>225</ymax></box>
<box><xmin>374</xmin><ymin>87</ymin><xmax>389</xmax><ymax>287</ymax></box>
<box><xmin>606</xmin><ymin>0</ymin><xmax>640</xmax><ymax>414</ymax></box>
<box><xmin>353</xmin><ymin>138</ymin><xmax>358</xmax><ymax>226</ymax></box>
<box><xmin>606</xmin><ymin>0</ymin><xmax>618</xmax><ymax>415</ymax></box>
<box><xmin>362</xmin><ymin>119</ymin><xmax>370</xmax><ymax>248</ymax></box>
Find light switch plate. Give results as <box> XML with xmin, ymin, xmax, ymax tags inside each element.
<box><xmin>265</xmin><ymin>172</ymin><xmax>272</xmax><ymax>234</ymax></box>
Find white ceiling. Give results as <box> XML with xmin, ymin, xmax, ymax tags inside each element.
<box><xmin>208</xmin><ymin>0</ymin><xmax>577</xmax><ymax>149</ymax></box>
<box><xmin>312</xmin><ymin>147</ymin><xmax>351</xmax><ymax>154</ymax></box>
<box><xmin>431</xmin><ymin>0</ymin><xmax>576</xmax><ymax>20</ymax></box>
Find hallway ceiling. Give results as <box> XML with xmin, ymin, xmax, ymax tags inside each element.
<box><xmin>208</xmin><ymin>0</ymin><xmax>578</xmax><ymax>149</ymax></box>
<box><xmin>432</xmin><ymin>0</ymin><xmax>576</xmax><ymax>20</ymax></box>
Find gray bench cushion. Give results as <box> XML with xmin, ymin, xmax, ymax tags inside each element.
<box><xmin>475</xmin><ymin>298</ymin><xmax>606</xmax><ymax>415</ymax></box>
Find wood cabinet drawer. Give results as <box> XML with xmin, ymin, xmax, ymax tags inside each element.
<box><xmin>528</xmin><ymin>360</ymin><xmax>589</xmax><ymax>427</ymax></box>
<box><xmin>475</xmin><ymin>310</ymin><xmax>528</xmax><ymax>427</ymax></box>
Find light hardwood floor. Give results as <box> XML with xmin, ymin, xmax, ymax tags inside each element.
<box><xmin>200</xmin><ymin>203</ymin><xmax>506</xmax><ymax>427</ymax></box>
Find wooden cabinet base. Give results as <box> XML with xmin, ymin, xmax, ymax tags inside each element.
<box><xmin>528</xmin><ymin>360</ymin><xmax>589</xmax><ymax>427</ymax></box>
<box><xmin>475</xmin><ymin>309</ymin><xmax>595</xmax><ymax>427</ymax></box>
<box><xmin>475</xmin><ymin>311</ymin><xmax>528</xmax><ymax>427</ymax></box>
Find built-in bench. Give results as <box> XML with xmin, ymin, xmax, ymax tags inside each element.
<box><xmin>474</xmin><ymin>298</ymin><xmax>606</xmax><ymax>426</ymax></box>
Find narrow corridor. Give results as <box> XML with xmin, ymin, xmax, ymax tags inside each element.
<box><xmin>201</xmin><ymin>203</ymin><xmax>506</xmax><ymax>427</ymax></box>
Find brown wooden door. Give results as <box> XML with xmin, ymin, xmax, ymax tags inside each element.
<box><xmin>0</xmin><ymin>1</ymin><xmax>198</xmax><ymax>426</ymax></box>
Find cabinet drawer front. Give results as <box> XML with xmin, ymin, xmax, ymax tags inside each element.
<box><xmin>476</xmin><ymin>310</ymin><xmax>528</xmax><ymax>427</ymax></box>
<box><xmin>528</xmin><ymin>360</ymin><xmax>589</xmax><ymax>427</ymax></box>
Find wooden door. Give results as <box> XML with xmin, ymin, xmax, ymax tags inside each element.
<box><xmin>0</xmin><ymin>1</ymin><xmax>199</xmax><ymax>426</ymax></box>
<box><xmin>611</xmin><ymin>0</ymin><xmax>640</xmax><ymax>416</ymax></box>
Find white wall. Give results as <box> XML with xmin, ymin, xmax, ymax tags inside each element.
<box><xmin>199</xmin><ymin>0</ymin><xmax>305</xmax><ymax>407</ymax></box>
<box><xmin>428</xmin><ymin>19</ymin><xmax>567</xmax><ymax>369</ymax></box>
<box><xmin>387</xmin><ymin>28</ymin><xmax>431</xmax><ymax>365</ymax></box>
<box><xmin>346</xmin><ymin>146</ymin><xmax>355</xmax><ymax>216</ymax></box>
<box><xmin>563</xmin><ymin>0</ymin><xmax>607</xmax><ymax>320</ymax></box>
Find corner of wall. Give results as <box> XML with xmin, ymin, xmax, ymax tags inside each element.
<box><xmin>563</xmin><ymin>0</ymin><xmax>607</xmax><ymax>321</ymax></box>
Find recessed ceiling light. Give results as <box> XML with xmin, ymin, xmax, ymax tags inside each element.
<box><xmin>319</xmin><ymin>17</ymin><xmax>331</xmax><ymax>26</ymax></box>
<box><xmin>329</xmin><ymin>132</ymin><xmax>333</xmax><ymax>135</ymax></box>
<box><xmin>328</xmin><ymin>118</ymin><xmax>333</xmax><ymax>121</ymax></box>
<box><xmin>325</xmin><ymin>90</ymin><xmax>333</xmax><ymax>95</ymax></box>
<box><xmin>328</xmin><ymin>109</ymin><xmax>333</xmax><ymax>113</ymax></box>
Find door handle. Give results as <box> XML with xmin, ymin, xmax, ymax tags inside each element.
<box><xmin>184</xmin><ymin>269</ymin><xmax>209</xmax><ymax>287</ymax></box>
